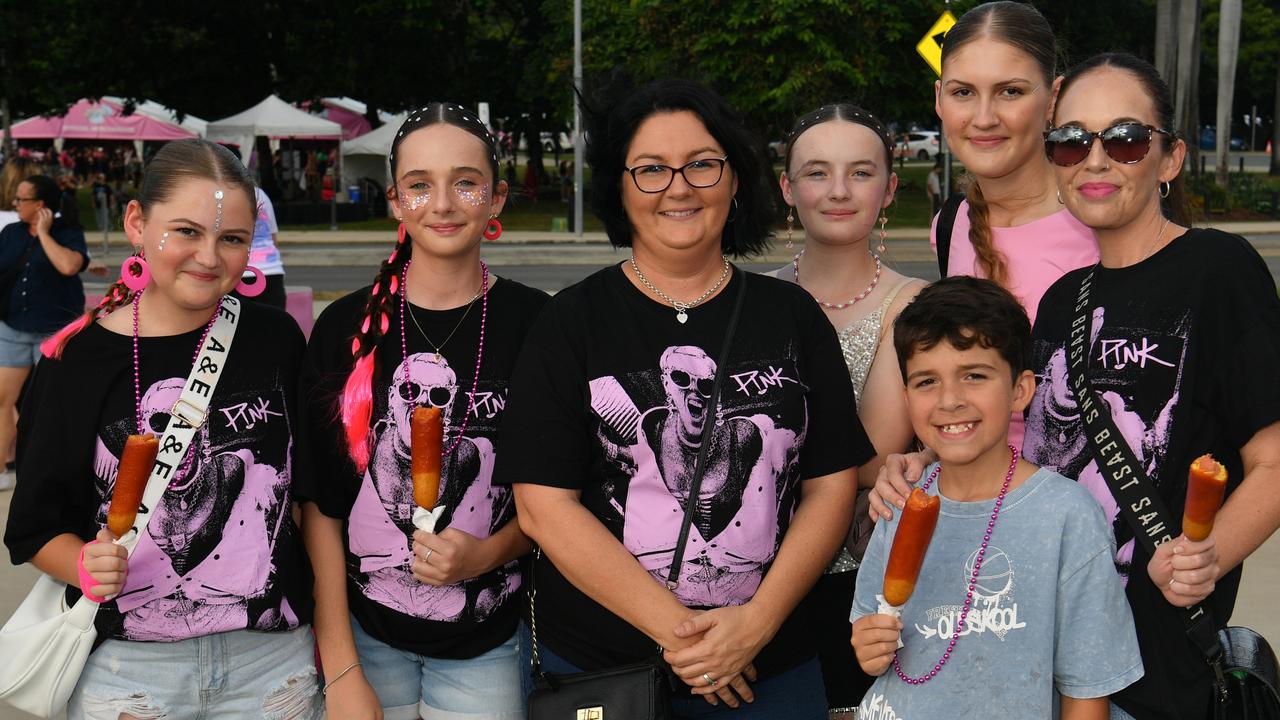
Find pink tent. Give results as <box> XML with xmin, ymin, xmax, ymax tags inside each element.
<box><xmin>4</xmin><ymin>98</ymin><xmax>195</xmax><ymax>141</ymax></box>
<box><xmin>300</xmin><ymin>100</ymin><xmax>372</xmax><ymax>140</ymax></box>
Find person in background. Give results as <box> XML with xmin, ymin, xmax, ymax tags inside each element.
<box><xmin>236</xmin><ymin>186</ymin><xmax>288</xmax><ymax>309</ymax></box>
<box><xmin>927</xmin><ymin>156</ymin><xmax>943</xmax><ymax>217</ymax></box>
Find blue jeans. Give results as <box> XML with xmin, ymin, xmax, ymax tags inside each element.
<box><xmin>517</xmin><ymin>622</ymin><xmax>827</xmax><ymax>720</ymax></box>
<box><xmin>0</xmin><ymin>320</ymin><xmax>43</xmax><ymax>367</ymax></box>
<box><xmin>70</xmin><ymin>625</ymin><xmax>321</xmax><ymax>719</ymax></box>
<box><xmin>351</xmin><ymin>615</ymin><xmax>524</xmax><ymax>719</ymax></box>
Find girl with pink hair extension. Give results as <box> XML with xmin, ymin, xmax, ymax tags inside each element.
<box><xmin>297</xmin><ymin>103</ymin><xmax>549</xmax><ymax>718</ymax></box>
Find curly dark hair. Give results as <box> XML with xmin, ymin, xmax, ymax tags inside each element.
<box><xmin>893</xmin><ymin>275</ymin><xmax>1032</xmax><ymax>382</ymax></box>
<box><xmin>582</xmin><ymin>78</ymin><xmax>774</xmax><ymax>257</ymax></box>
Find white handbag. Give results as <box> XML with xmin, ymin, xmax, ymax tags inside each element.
<box><xmin>0</xmin><ymin>296</ymin><xmax>241</xmax><ymax>717</ymax></box>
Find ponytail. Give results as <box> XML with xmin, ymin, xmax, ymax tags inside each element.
<box><xmin>41</xmin><ymin>279</ymin><xmax>135</xmax><ymax>359</ymax></box>
<box><xmin>340</xmin><ymin>227</ymin><xmax>413</xmax><ymax>472</ymax></box>
<box><xmin>963</xmin><ymin>179</ymin><xmax>1008</xmax><ymax>288</ymax></box>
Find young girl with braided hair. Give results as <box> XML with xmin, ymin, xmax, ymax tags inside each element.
<box><xmin>298</xmin><ymin>103</ymin><xmax>548</xmax><ymax>719</ymax></box>
<box><xmin>4</xmin><ymin>138</ymin><xmax>320</xmax><ymax>718</ymax></box>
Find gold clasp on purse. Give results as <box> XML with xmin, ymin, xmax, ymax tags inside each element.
<box><xmin>576</xmin><ymin>708</ymin><xmax>603</xmax><ymax>720</ymax></box>
<box><xmin>169</xmin><ymin>398</ymin><xmax>206</xmax><ymax>429</ymax></box>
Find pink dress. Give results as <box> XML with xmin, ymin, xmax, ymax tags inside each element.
<box><xmin>932</xmin><ymin>201</ymin><xmax>1099</xmax><ymax>447</ymax></box>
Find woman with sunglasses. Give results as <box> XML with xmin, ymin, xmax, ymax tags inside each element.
<box><xmin>1023</xmin><ymin>52</ymin><xmax>1280</xmax><ymax>720</ymax></box>
<box><xmin>0</xmin><ymin>174</ymin><xmax>89</xmax><ymax>492</ymax></box>
<box><xmin>297</xmin><ymin>104</ymin><xmax>549</xmax><ymax>719</ymax></box>
<box><xmin>494</xmin><ymin>79</ymin><xmax>871</xmax><ymax>719</ymax></box>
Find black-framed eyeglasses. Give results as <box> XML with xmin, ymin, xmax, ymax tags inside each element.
<box><xmin>1044</xmin><ymin>123</ymin><xmax>1175</xmax><ymax>167</ymax></box>
<box><xmin>624</xmin><ymin>157</ymin><xmax>727</xmax><ymax>194</ymax></box>
<box><xmin>11</xmin><ymin>197</ymin><xmax>39</xmax><ymax>205</ymax></box>
<box><xmin>668</xmin><ymin>370</ymin><xmax>714</xmax><ymax>397</ymax></box>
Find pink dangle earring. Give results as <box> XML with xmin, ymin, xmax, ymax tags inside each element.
<box><xmin>483</xmin><ymin>216</ymin><xmax>503</xmax><ymax>241</ymax></box>
<box><xmin>876</xmin><ymin>214</ymin><xmax>888</xmax><ymax>255</ymax></box>
<box><xmin>236</xmin><ymin>266</ymin><xmax>266</xmax><ymax>297</ymax></box>
<box><xmin>120</xmin><ymin>250</ymin><xmax>150</xmax><ymax>292</ymax></box>
<box><xmin>785</xmin><ymin>208</ymin><xmax>795</xmax><ymax>250</ymax></box>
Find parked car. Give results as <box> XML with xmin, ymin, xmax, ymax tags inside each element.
<box><xmin>767</xmin><ymin>139</ymin><xmax>787</xmax><ymax>162</ymax></box>
<box><xmin>1199</xmin><ymin>127</ymin><xmax>1246</xmax><ymax>151</ymax></box>
<box><xmin>897</xmin><ymin>131</ymin><xmax>941</xmax><ymax>160</ymax></box>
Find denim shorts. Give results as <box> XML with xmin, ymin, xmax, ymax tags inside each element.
<box><xmin>0</xmin><ymin>320</ymin><xmax>43</xmax><ymax>368</ymax></box>
<box><xmin>516</xmin><ymin>621</ymin><xmax>827</xmax><ymax>720</ymax></box>
<box><xmin>69</xmin><ymin>625</ymin><xmax>322</xmax><ymax>720</ymax></box>
<box><xmin>351</xmin><ymin>615</ymin><xmax>525</xmax><ymax>719</ymax></box>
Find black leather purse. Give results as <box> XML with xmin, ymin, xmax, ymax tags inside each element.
<box><xmin>527</xmin><ymin>271</ymin><xmax>748</xmax><ymax>720</ymax></box>
<box><xmin>1070</xmin><ymin>269</ymin><xmax>1280</xmax><ymax>720</ymax></box>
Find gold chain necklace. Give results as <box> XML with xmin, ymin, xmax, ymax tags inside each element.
<box><xmin>407</xmin><ymin>286</ymin><xmax>484</xmax><ymax>362</ymax></box>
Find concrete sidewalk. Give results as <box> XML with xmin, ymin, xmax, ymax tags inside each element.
<box><xmin>0</xmin><ymin>485</ymin><xmax>1278</xmax><ymax>719</ymax></box>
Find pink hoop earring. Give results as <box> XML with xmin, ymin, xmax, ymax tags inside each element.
<box><xmin>483</xmin><ymin>217</ymin><xmax>503</xmax><ymax>241</ymax></box>
<box><xmin>236</xmin><ymin>266</ymin><xmax>266</xmax><ymax>297</ymax></box>
<box><xmin>397</xmin><ymin>222</ymin><xmax>407</xmax><ymax>244</ymax></box>
<box><xmin>120</xmin><ymin>255</ymin><xmax>150</xmax><ymax>292</ymax></box>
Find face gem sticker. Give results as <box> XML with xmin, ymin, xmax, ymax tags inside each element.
<box><xmin>455</xmin><ymin>183</ymin><xmax>490</xmax><ymax>208</ymax></box>
<box><xmin>212</xmin><ymin>190</ymin><xmax>225</xmax><ymax>233</ymax></box>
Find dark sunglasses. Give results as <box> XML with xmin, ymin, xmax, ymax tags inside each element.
<box><xmin>1043</xmin><ymin>123</ymin><xmax>1175</xmax><ymax>167</ymax></box>
<box><xmin>668</xmin><ymin>370</ymin><xmax>714</xmax><ymax>397</ymax></box>
<box><xmin>396</xmin><ymin>381</ymin><xmax>454</xmax><ymax>408</ymax></box>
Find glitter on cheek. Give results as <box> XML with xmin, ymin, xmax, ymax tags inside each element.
<box><xmin>454</xmin><ymin>183</ymin><xmax>490</xmax><ymax>208</ymax></box>
<box><xmin>404</xmin><ymin>191</ymin><xmax>431</xmax><ymax>212</ymax></box>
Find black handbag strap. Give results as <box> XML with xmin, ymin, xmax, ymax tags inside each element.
<box><xmin>529</xmin><ymin>268</ymin><xmax>748</xmax><ymax>676</ymax></box>
<box><xmin>1065</xmin><ymin>268</ymin><xmax>1226</xmax><ymax>681</ymax></box>
<box><xmin>664</xmin><ymin>269</ymin><xmax>747</xmax><ymax>589</ymax></box>
<box><xmin>935</xmin><ymin>192</ymin><xmax>964</xmax><ymax>278</ymax></box>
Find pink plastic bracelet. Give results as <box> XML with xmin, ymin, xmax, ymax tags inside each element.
<box><xmin>77</xmin><ymin>541</ymin><xmax>108</xmax><ymax>603</ymax></box>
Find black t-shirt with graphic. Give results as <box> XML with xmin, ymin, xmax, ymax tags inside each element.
<box><xmin>297</xmin><ymin>277</ymin><xmax>550</xmax><ymax>659</ymax></box>
<box><xmin>1024</xmin><ymin>229</ymin><xmax>1280</xmax><ymax>720</ymax></box>
<box><xmin>4</xmin><ymin>301</ymin><xmax>314</xmax><ymax>642</ymax></box>
<box><xmin>493</xmin><ymin>264</ymin><xmax>872</xmax><ymax>679</ymax></box>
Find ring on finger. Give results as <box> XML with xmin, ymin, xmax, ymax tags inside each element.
<box><xmin>423</xmin><ymin>548</ymin><xmax>434</xmax><ymax>562</ymax></box>
<box><xmin>702</xmin><ymin>672</ymin><xmax>717</xmax><ymax>687</ymax></box>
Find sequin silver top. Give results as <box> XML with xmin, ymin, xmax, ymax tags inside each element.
<box><xmin>825</xmin><ymin>279</ymin><xmax>912</xmax><ymax>575</ymax></box>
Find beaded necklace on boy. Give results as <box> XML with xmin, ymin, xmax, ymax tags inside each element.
<box><xmin>893</xmin><ymin>445</ymin><xmax>1019</xmax><ymax>685</ymax></box>
<box><xmin>792</xmin><ymin>250</ymin><xmax>882</xmax><ymax>310</ymax></box>
<box><xmin>131</xmin><ymin>290</ymin><xmax>222</xmax><ymax>484</ymax></box>
<box><xmin>398</xmin><ymin>259</ymin><xmax>488</xmax><ymax>459</ymax></box>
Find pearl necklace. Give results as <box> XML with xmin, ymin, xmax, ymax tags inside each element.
<box><xmin>894</xmin><ymin>445</ymin><xmax>1019</xmax><ymax>685</ymax></box>
<box><xmin>398</xmin><ymin>259</ymin><xmax>488</xmax><ymax>459</ymax></box>
<box><xmin>792</xmin><ymin>250</ymin><xmax>882</xmax><ymax>310</ymax></box>
<box><xmin>629</xmin><ymin>256</ymin><xmax>731</xmax><ymax>324</ymax></box>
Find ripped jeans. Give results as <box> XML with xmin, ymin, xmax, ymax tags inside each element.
<box><xmin>68</xmin><ymin>625</ymin><xmax>321</xmax><ymax>720</ymax></box>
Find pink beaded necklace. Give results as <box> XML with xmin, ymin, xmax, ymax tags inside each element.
<box><xmin>131</xmin><ymin>290</ymin><xmax>223</xmax><ymax>484</ymax></box>
<box><xmin>398</xmin><ymin>259</ymin><xmax>488</xmax><ymax>459</ymax></box>
<box><xmin>792</xmin><ymin>250</ymin><xmax>882</xmax><ymax>310</ymax></box>
<box><xmin>894</xmin><ymin>445</ymin><xmax>1019</xmax><ymax>685</ymax></box>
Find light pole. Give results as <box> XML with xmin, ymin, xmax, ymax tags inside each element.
<box><xmin>573</xmin><ymin>0</ymin><xmax>584</xmax><ymax>238</ymax></box>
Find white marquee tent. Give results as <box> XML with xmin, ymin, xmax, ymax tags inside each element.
<box><xmin>206</xmin><ymin>95</ymin><xmax>342</xmax><ymax>165</ymax></box>
<box><xmin>341</xmin><ymin>113</ymin><xmax>405</xmax><ymax>189</ymax></box>
<box><xmin>101</xmin><ymin>96</ymin><xmax>208</xmax><ymax>137</ymax></box>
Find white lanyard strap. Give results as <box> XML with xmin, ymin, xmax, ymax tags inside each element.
<box><xmin>117</xmin><ymin>296</ymin><xmax>241</xmax><ymax>556</ymax></box>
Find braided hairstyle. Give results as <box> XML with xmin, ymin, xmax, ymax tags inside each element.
<box><xmin>340</xmin><ymin>103</ymin><xmax>500</xmax><ymax>472</ymax></box>
<box><xmin>940</xmin><ymin>1</ymin><xmax>1058</xmax><ymax>287</ymax></box>
<box><xmin>40</xmin><ymin>140</ymin><xmax>255</xmax><ymax>360</ymax></box>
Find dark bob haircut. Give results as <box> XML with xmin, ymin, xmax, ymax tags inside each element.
<box><xmin>583</xmin><ymin>78</ymin><xmax>774</xmax><ymax>257</ymax></box>
<box><xmin>893</xmin><ymin>275</ymin><xmax>1031</xmax><ymax>382</ymax></box>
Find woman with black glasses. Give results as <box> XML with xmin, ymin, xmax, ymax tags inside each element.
<box><xmin>494</xmin><ymin>79</ymin><xmax>872</xmax><ymax>718</ymax></box>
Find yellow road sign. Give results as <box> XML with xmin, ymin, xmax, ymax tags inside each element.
<box><xmin>916</xmin><ymin>11</ymin><xmax>957</xmax><ymax>77</ymax></box>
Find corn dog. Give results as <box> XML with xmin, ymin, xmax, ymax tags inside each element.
<box><xmin>1183</xmin><ymin>454</ymin><xmax>1227</xmax><ymax>542</ymax></box>
<box><xmin>883</xmin><ymin>488</ymin><xmax>941</xmax><ymax>607</ymax></box>
<box><xmin>107</xmin><ymin>434</ymin><xmax>159</xmax><ymax>537</ymax></box>
<box><xmin>412</xmin><ymin>406</ymin><xmax>443</xmax><ymax>509</ymax></box>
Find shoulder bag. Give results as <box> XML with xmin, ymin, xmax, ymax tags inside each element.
<box><xmin>1067</xmin><ymin>270</ymin><xmax>1280</xmax><ymax>719</ymax></box>
<box><xmin>934</xmin><ymin>192</ymin><xmax>964</xmax><ymax>279</ymax></box>
<box><xmin>528</xmin><ymin>272</ymin><xmax>748</xmax><ymax>720</ymax></box>
<box><xmin>0</xmin><ymin>296</ymin><xmax>242</xmax><ymax>718</ymax></box>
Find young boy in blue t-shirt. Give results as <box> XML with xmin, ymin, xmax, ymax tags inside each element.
<box><xmin>850</xmin><ymin>276</ymin><xmax>1143</xmax><ymax>719</ymax></box>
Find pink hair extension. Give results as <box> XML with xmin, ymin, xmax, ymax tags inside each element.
<box><xmin>40</xmin><ymin>314</ymin><xmax>91</xmax><ymax>360</ymax></box>
<box><xmin>341</xmin><ymin>352</ymin><xmax>376</xmax><ymax>472</ymax></box>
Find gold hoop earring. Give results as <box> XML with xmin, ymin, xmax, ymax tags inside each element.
<box><xmin>877</xmin><ymin>214</ymin><xmax>888</xmax><ymax>255</ymax></box>
<box><xmin>1160</xmin><ymin>181</ymin><xmax>1171</xmax><ymax>199</ymax></box>
<box><xmin>1056</xmin><ymin>190</ymin><xmax>1065</xmax><ymax>205</ymax></box>
<box><xmin>785</xmin><ymin>208</ymin><xmax>795</xmax><ymax>250</ymax></box>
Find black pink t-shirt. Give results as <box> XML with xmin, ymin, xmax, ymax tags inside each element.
<box><xmin>5</xmin><ymin>302</ymin><xmax>313</xmax><ymax>642</ymax></box>
<box><xmin>1024</xmin><ymin>229</ymin><xmax>1280</xmax><ymax>720</ymax></box>
<box><xmin>492</xmin><ymin>264</ymin><xmax>873</xmax><ymax>679</ymax></box>
<box><xmin>296</xmin><ymin>278</ymin><xmax>549</xmax><ymax>659</ymax></box>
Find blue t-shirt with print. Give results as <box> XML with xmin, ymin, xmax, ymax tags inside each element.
<box><xmin>851</xmin><ymin>465</ymin><xmax>1143</xmax><ymax>719</ymax></box>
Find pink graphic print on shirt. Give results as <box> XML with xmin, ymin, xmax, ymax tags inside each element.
<box><xmin>1024</xmin><ymin>305</ymin><xmax>1188</xmax><ymax>582</ymax></box>
<box><xmin>347</xmin><ymin>352</ymin><xmax>518</xmax><ymax>622</ymax></box>
<box><xmin>92</xmin><ymin>376</ymin><xmax>298</xmax><ymax>641</ymax></box>
<box><xmin>590</xmin><ymin>345</ymin><xmax>806</xmax><ymax>607</ymax></box>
